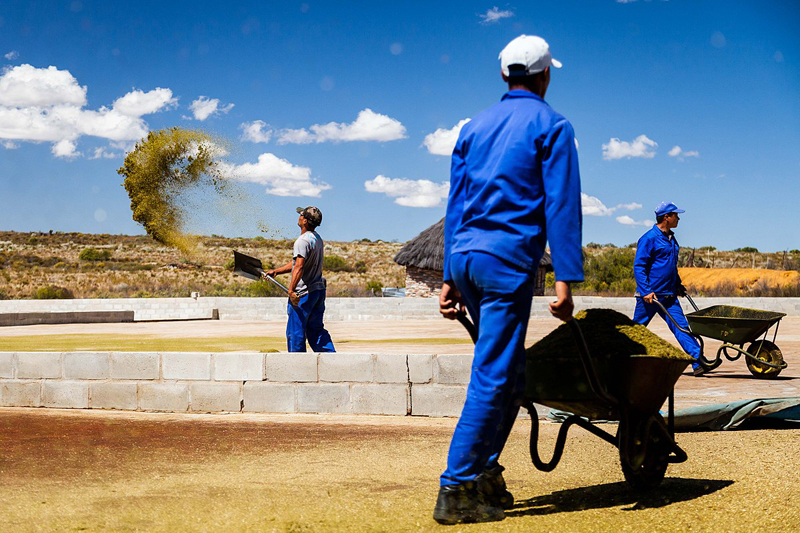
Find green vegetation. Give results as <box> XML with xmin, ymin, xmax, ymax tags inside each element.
<box><xmin>366</xmin><ymin>280</ymin><xmax>383</xmax><ymax>295</ymax></box>
<box><xmin>574</xmin><ymin>248</ymin><xmax>637</xmax><ymax>294</ymax></box>
<box><xmin>323</xmin><ymin>254</ymin><xmax>353</xmax><ymax>272</ymax></box>
<box><xmin>79</xmin><ymin>247</ymin><xmax>112</xmax><ymax>262</ymax></box>
<box><xmin>735</xmin><ymin>247</ymin><xmax>759</xmax><ymax>253</ymax></box>
<box><xmin>32</xmin><ymin>285</ymin><xmax>74</xmax><ymax>299</ymax></box>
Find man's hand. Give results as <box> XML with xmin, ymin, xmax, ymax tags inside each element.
<box><xmin>549</xmin><ymin>281</ymin><xmax>574</xmax><ymax>321</ymax></box>
<box><xmin>677</xmin><ymin>284</ymin><xmax>687</xmax><ymax>297</ymax></box>
<box><xmin>263</xmin><ymin>270</ymin><xmax>276</xmax><ymax>279</ymax></box>
<box><xmin>643</xmin><ymin>292</ymin><xmax>657</xmax><ymax>304</ymax></box>
<box><xmin>288</xmin><ymin>291</ymin><xmax>300</xmax><ymax>306</ymax></box>
<box><xmin>439</xmin><ymin>281</ymin><xmax>464</xmax><ymax>320</ymax></box>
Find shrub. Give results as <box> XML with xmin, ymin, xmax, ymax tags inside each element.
<box><xmin>366</xmin><ymin>280</ymin><xmax>383</xmax><ymax>295</ymax></box>
<box><xmin>224</xmin><ymin>258</ymin><xmax>236</xmax><ymax>271</ymax></box>
<box><xmin>734</xmin><ymin>247</ymin><xmax>759</xmax><ymax>253</ymax></box>
<box><xmin>323</xmin><ymin>254</ymin><xmax>353</xmax><ymax>272</ymax></box>
<box><xmin>248</xmin><ymin>280</ymin><xmax>286</xmax><ymax>297</ymax></box>
<box><xmin>33</xmin><ymin>285</ymin><xmax>74</xmax><ymax>299</ymax></box>
<box><xmin>79</xmin><ymin>248</ymin><xmax>112</xmax><ymax>262</ymax></box>
<box><xmin>0</xmin><ymin>288</ymin><xmax>8</xmax><ymax>300</ymax></box>
<box><xmin>698</xmin><ymin>246</ymin><xmax>716</xmax><ymax>251</ymax></box>
<box><xmin>354</xmin><ymin>260</ymin><xmax>368</xmax><ymax>274</ymax></box>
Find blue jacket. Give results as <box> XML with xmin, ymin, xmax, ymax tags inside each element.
<box><xmin>443</xmin><ymin>90</ymin><xmax>584</xmax><ymax>283</ymax></box>
<box><xmin>634</xmin><ymin>225</ymin><xmax>683</xmax><ymax>296</ymax></box>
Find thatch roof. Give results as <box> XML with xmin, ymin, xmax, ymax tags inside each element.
<box><xmin>394</xmin><ymin>217</ymin><xmax>553</xmax><ymax>272</ymax></box>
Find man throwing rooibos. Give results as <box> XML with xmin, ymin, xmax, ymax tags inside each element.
<box><xmin>266</xmin><ymin>206</ymin><xmax>335</xmax><ymax>353</ymax></box>
<box><xmin>436</xmin><ymin>35</ymin><xmax>584</xmax><ymax>525</ymax></box>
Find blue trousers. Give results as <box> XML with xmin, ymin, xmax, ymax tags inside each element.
<box><xmin>441</xmin><ymin>251</ymin><xmax>534</xmax><ymax>486</ymax></box>
<box><xmin>633</xmin><ymin>296</ymin><xmax>701</xmax><ymax>370</ymax></box>
<box><xmin>287</xmin><ymin>290</ymin><xmax>335</xmax><ymax>352</ymax></box>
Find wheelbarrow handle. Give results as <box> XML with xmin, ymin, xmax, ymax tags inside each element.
<box><xmin>451</xmin><ymin>312</ymin><xmax>618</xmax><ymax>408</ymax></box>
<box><xmin>566</xmin><ymin>319</ymin><xmax>619</xmax><ymax>408</ymax></box>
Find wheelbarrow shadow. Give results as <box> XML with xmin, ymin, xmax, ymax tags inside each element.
<box><xmin>508</xmin><ymin>478</ymin><xmax>734</xmax><ymax>515</ymax></box>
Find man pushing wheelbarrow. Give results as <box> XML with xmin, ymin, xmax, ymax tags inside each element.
<box><xmin>633</xmin><ymin>202</ymin><xmax>707</xmax><ymax>376</ymax></box>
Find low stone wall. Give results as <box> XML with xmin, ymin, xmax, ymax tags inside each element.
<box><xmin>0</xmin><ymin>351</ymin><xmax>488</xmax><ymax>417</ymax></box>
<box><xmin>1</xmin><ymin>296</ymin><xmax>799</xmax><ymax>322</ymax></box>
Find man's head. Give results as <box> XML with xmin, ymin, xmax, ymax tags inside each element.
<box><xmin>654</xmin><ymin>201</ymin><xmax>685</xmax><ymax>229</ymax></box>
<box><xmin>296</xmin><ymin>206</ymin><xmax>323</xmax><ymax>231</ymax></box>
<box><xmin>499</xmin><ymin>35</ymin><xmax>561</xmax><ymax>97</ymax></box>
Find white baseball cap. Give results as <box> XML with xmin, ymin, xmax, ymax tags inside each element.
<box><xmin>499</xmin><ymin>35</ymin><xmax>562</xmax><ymax>77</ymax></box>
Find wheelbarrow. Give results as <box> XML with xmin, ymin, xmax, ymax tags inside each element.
<box><xmin>649</xmin><ymin>294</ymin><xmax>788</xmax><ymax>378</ymax></box>
<box><xmin>455</xmin><ymin>313</ymin><xmax>689</xmax><ymax>491</ymax></box>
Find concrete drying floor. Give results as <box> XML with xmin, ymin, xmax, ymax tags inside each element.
<box><xmin>1</xmin><ymin>408</ymin><xmax>798</xmax><ymax>532</ymax></box>
<box><xmin>2</xmin><ymin>317</ymin><xmax>799</xmax><ymax>409</ymax></box>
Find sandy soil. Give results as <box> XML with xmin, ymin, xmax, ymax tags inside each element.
<box><xmin>1</xmin><ymin>408</ymin><xmax>798</xmax><ymax>532</ymax></box>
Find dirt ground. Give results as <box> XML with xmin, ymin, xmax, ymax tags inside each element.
<box><xmin>1</xmin><ymin>408</ymin><xmax>798</xmax><ymax>532</ymax></box>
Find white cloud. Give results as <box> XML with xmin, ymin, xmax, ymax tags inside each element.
<box><xmin>364</xmin><ymin>175</ymin><xmax>450</xmax><ymax>208</ymax></box>
<box><xmin>89</xmin><ymin>146</ymin><xmax>119</xmax><ymax>159</ymax></box>
<box><xmin>51</xmin><ymin>139</ymin><xmax>80</xmax><ymax>159</ymax></box>
<box><xmin>616</xmin><ymin>215</ymin><xmax>651</xmax><ymax>227</ymax></box>
<box><xmin>423</xmin><ymin>118</ymin><xmax>470</xmax><ymax>156</ymax></box>
<box><xmin>4</xmin><ymin>51</ymin><xmax>19</xmax><ymax>60</ymax></box>
<box><xmin>602</xmin><ymin>134</ymin><xmax>657</xmax><ymax>160</ymax></box>
<box><xmin>0</xmin><ymin>64</ymin><xmax>86</xmax><ymax>107</ymax></box>
<box><xmin>277</xmin><ymin>108</ymin><xmax>406</xmax><ymax>144</ymax></box>
<box><xmin>188</xmin><ymin>96</ymin><xmax>234</xmax><ymax>121</ymax></box>
<box><xmin>220</xmin><ymin>153</ymin><xmax>330</xmax><ymax>197</ymax></box>
<box><xmin>668</xmin><ymin>145</ymin><xmax>699</xmax><ymax>159</ymax></box>
<box><xmin>582</xmin><ymin>193</ymin><xmax>642</xmax><ymax>217</ymax></box>
<box><xmin>113</xmin><ymin>88</ymin><xmax>177</xmax><ymax>116</ymax></box>
<box><xmin>240</xmin><ymin>120</ymin><xmax>273</xmax><ymax>143</ymax></box>
<box><xmin>0</xmin><ymin>64</ymin><xmax>177</xmax><ymax>157</ymax></box>
<box><xmin>2</xmin><ymin>140</ymin><xmax>18</xmax><ymax>149</ymax></box>
<box><xmin>479</xmin><ymin>7</ymin><xmax>514</xmax><ymax>24</ymax></box>
<box><xmin>581</xmin><ymin>193</ymin><xmax>614</xmax><ymax>216</ymax></box>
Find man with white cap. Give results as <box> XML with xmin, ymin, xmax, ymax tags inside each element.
<box><xmin>436</xmin><ymin>35</ymin><xmax>583</xmax><ymax>524</ymax></box>
<box><xmin>633</xmin><ymin>202</ymin><xmax>703</xmax><ymax>374</ymax></box>
<box><xmin>265</xmin><ymin>206</ymin><xmax>335</xmax><ymax>353</ymax></box>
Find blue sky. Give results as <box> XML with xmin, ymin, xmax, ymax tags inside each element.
<box><xmin>0</xmin><ymin>1</ymin><xmax>798</xmax><ymax>251</ymax></box>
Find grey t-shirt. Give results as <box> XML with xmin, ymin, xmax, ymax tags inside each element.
<box><xmin>292</xmin><ymin>231</ymin><xmax>326</xmax><ymax>296</ymax></box>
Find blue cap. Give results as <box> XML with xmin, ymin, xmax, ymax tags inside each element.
<box><xmin>654</xmin><ymin>201</ymin><xmax>685</xmax><ymax>217</ymax></box>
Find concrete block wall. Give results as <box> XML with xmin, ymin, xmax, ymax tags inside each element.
<box><xmin>0</xmin><ymin>351</ymin><xmax>482</xmax><ymax>417</ymax></box>
<box><xmin>1</xmin><ymin>296</ymin><xmax>798</xmax><ymax>322</ymax></box>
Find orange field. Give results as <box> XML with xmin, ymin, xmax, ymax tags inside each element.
<box><xmin>679</xmin><ymin>267</ymin><xmax>800</xmax><ymax>292</ymax></box>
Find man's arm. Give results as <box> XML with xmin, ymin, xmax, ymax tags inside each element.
<box><xmin>541</xmin><ymin>120</ymin><xmax>583</xmax><ymax>320</ymax></box>
<box><xmin>633</xmin><ymin>235</ymin><xmax>656</xmax><ymax>302</ymax></box>
<box><xmin>288</xmin><ymin>256</ymin><xmax>304</xmax><ymax>306</ymax></box>
<box><xmin>440</xmin><ymin>133</ymin><xmax>467</xmax><ymax>319</ymax></box>
<box><xmin>266</xmin><ymin>261</ymin><xmax>292</xmax><ymax>278</ymax></box>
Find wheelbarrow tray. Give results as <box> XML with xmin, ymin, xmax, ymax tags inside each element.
<box><xmin>686</xmin><ymin>305</ymin><xmax>785</xmax><ymax>344</ymax></box>
<box><xmin>525</xmin><ymin>353</ymin><xmax>690</xmax><ymax>420</ymax></box>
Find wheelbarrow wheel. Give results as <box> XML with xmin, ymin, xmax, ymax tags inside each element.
<box><xmin>745</xmin><ymin>340</ymin><xmax>784</xmax><ymax>379</ymax></box>
<box><xmin>618</xmin><ymin>413</ymin><xmax>669</xmax><ymax>491</ymax></box>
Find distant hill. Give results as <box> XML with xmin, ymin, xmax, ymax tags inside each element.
<box><xmin>0</xmin><ymin>231</ymin><xmax>404</xmax><ymax>300</ymax></box>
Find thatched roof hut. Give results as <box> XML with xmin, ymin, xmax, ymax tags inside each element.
<box><xmin>394</xmin><ymin>218</ymin><xmax>553</xmax><ymax>297</ymax></box>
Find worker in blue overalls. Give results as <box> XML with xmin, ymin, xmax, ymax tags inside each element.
<box><xmin>435</xmin><ymin>35</ymin><xmax>584</xmax><ymax>525</ymax></box>
<box><xmin>633</xmin><ymin>202</ymin><xmax>703</xmax><ymax>375</ymax></box>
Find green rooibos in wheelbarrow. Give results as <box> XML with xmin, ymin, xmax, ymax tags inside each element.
<box><xmin>523</xmin><ymin>309</ymin><xmax>693</xmax><ymax>490</ymax></box>
<box><xmin>651</xmin><ymin>295</ymin><xmax>788</xmax><ymax>378</ymax></box>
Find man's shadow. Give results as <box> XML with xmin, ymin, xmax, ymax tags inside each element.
<box><xmin>508</xmin><ymin>478</ymin><xmax>734</xmax><ymax>515</ymax></box>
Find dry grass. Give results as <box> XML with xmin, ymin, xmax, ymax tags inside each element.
<box><xmin>679</xmin><ymin>267</ymin><xmax>800</xmax><ymax>296</ymax></box>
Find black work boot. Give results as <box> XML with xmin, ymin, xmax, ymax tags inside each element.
<box><xmin>476</xmin><ymin>465</ymin><xmax>514</xmax><ymax>509</ymax></box>
<box><xmin>433</xmin><ymin>482</ymin><xmax>505</xmax><ymax>525</ymax></box>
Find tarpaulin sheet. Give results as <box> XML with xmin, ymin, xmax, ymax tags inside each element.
<box><xmin>671</xmin><ymin>397</ymin><xmax>800</xmax><ymax>432</ymax></box>
<box><xmin>547</xmin><ymin>397</ymin><xmax>800</xmax><ymax>431</ymax></box>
